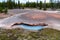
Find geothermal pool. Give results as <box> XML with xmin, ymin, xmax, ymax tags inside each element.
<box><xmin>13</xmin><ymin>24</ymin><xmax>45</xmax><ymax>31</ymax></box>
<box><xmin>0</xmin><ymin>10</ymin><xmax>60</xmax><ymax>31</ymax></box>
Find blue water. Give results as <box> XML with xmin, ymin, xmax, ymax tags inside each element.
<box><xmin>15</xmin><ymin>24</ymin><xmax>44</xmax><ymax>30</ymax></box>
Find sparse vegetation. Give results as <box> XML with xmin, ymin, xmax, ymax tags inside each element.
<box><xmin>0</xmin><ymin>28</ymin><xmax>60</xmax><ymax>40</ymax></box>
<box><xmin>0</xmin><ymin>7</ymin><xmax>3</xmax><ymax>13</ymax></box>
<box><xmin>0</xmin><ymin>7</ymin><xmax>8</xmax><ymax>14</ymax></box>
<box><xmin>4</xmin><ymin>8</ymin><xmax>8</xmax><ymax>14</ymax></box>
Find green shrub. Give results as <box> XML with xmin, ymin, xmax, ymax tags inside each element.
<box><xmin>0</xmin><ymin>7</ymin><xmax>3</xmax><ymax>13</ymax></box>
<box><xmin>4</xmin><ymin>8</ymin><xmax>8</xmax><ymax>14</ymax></box>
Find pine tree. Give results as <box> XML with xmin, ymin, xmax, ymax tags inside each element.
<box><xmin>43</xmin><ymin>0</ymin><xmax>46</xmax><ymax>10</ymax></box>
<box><xmin>39</xmin><ymin>1</ymin><xmax>42</xmax><ymax>9</ymax></box>
<box><xmin>54</xmin><ymin>0</ymin><xmax>57</xmax><ymax>9</ymax></box>
<box><xmin>36</xmin><ymin>0</ymin><xmax>38</xmax><ymax>8</ymax></box>
<box><xmin>50</xmin><ymin>0</ymin><xmax>53</xmax><ymax>9</ymax></box>
<box><xmin>18</xmin><ymin>0</ymin><xmax>21</xmax><ymax>8</ymax></box>
<box><xmin>7</xmin><ymin>0</ymin><xmax>13</xmax><ymax>9</ymax></box>
<box><xmin>26</xmin><ymin>0</ymin><xmax>29</xmax><ymax>7</ymax></box>
<box><xmin>57</xmin><ymin>0</ymin><xmax>60</xmax><ymax>8</ymax></box>
<box><xmin>12</xmin><ymin>0</ymin><xmax>16</xmax><ymax>8</ymax></box>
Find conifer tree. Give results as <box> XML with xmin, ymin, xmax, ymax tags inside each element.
<box><xmin>39</xmin><ymin>1</ymin><xmax>42</xmax><ymax>9</ymax></box>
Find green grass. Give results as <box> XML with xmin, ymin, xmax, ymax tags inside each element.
<box><xmin>0</xmin><ymin>28</ymin><xmax>60</xmax><ymax>40</ymax></box>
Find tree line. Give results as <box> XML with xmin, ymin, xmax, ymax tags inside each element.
<box><xmin>0</xmin><ymin>0</ymin><xmax>60</xmax><ymax>13</ymax></box>
<box><xmin>0</xmin><ymin>0</ymin><xmax>60</xmax><ymax>9</ymax></box>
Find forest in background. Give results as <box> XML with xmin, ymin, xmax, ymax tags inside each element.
<box><xmin>0</xmin><ymin>0</ymin><xmax>60</xmax><ymax>13</ymax></box>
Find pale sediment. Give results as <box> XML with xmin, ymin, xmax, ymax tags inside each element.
<box><xmin>0</xmin><ymin>11</ymin><xmax>60</xmax><ymax>30</ymax></box>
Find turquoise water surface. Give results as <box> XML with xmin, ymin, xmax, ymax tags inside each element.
<box><xmin>14</xmin><ymin>24</ymin><xmax>44</xmax><ymax>30</ymax></box>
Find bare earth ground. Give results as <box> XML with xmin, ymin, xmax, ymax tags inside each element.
<box><xmin>0</xmin><ymin>13</ymin><xmax>13</xmax><ymax>19</ymax></box>
<box><xmin>0</xmin><ymin>13</ymin><xmax>9</xmax><ymax>19</ymax></box>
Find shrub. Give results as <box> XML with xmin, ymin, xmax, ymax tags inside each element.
<box><xmin>21</xmin><ymin>4</ymin><xmax>25</xmax><ymax>9</ymax></box>
<box><xmin>4</xmin><ymin>8</ymin><xmax>8</xmax><ymax>14</ymax></box>
<box><xmin>0</xmin><ymin>7</ymin><xmax>3</xmax><ymax>13</ymax></box>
